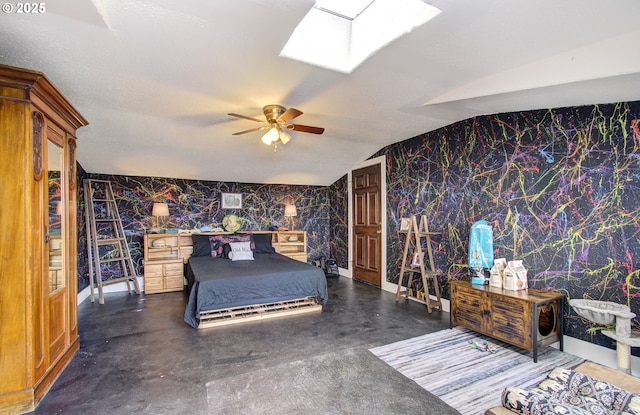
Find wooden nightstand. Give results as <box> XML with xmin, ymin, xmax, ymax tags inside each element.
<box><xmin>143</xmin><ymin>233</ymin><xmax>187</xmax><ymax>294</ymax></box>
<box><xmin>273</xmin><ymin>230</ymin><xmax>307</xmax><ymax>262</ymax></box>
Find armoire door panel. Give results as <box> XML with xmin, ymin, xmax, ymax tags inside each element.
<box><xmin>48</xmin><ymin>290</ymin><xmax>66</xmax><ymax>362</ymax></box>
<box><xmin>32</xmin><ymin>111</ymin><xmax>48</xmax><ymax>381</ymax></box>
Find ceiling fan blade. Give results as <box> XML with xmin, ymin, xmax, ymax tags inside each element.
<box><xmin>277</xmin><ymin>108</ymin><xmax>303</xmax><ymax>124</ymax></box>
<box><xmin>232</xmin><ymin>126</ymin><xmax>268</xmax><ymax>135</ymax></box>
<box><xmin>228</xmin><ymin>113</ymin><xmax>264</xmax><ymax>123</ymax></box>
<box><xmin>288</xmin><ymin>124</ymin><xmax>325</xmax><ymax>134</ymax></box>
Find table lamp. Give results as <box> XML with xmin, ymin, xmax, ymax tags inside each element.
<box><xmin>152</xmin><ymin>202</ymin><xmax>169</xmax><ymax>230</ymax></box>
<box><xmin>284</xmin><ymin>204</ymin><xmax>297</xmax><ymax>230</ymax></box>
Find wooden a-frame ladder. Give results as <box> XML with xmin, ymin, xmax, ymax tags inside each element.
<box><xmin>395</xmin><ymin>215</ymin><xmax>442</xmax><ymax>313</ymax></box>
<box><xmin>83</xmin><ymin>179</ymin><xmax>140</xmax><ymax>304</ymax></box>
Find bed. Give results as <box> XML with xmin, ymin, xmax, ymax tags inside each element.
<box><xmin>183</xmin><ymin>232</ymin><xmax>328</xmax><ymax>329</ymax></box>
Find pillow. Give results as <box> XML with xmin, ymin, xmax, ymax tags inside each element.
<box><xmin>252</xmin><ymin>233</ymin><xmax>275</xmax><ymax>253</ymax></box>
<box><xmin>209</xmin><ymin>234</ymin><xmax>251</xmax><ymax>258</ymax></box>
<box><xmin>191</xmin><ymin>234</ymin><xmax>212</xmax><ymax>257</ymax></box>
<box><xmin>501</xmin><ymin>387</ymin><xmax>592</xmax><ymax>415</ymax></box>
<box><xmin>235</xmin><ymin>233</ymin><xmax>256</xmax><ymax>250</ymax></box>
<box><xmin>229</xmin><ymin>241</ymin><xmax>254</xmax><ymax>261</ymax></box>
<box><xmin>545</xmin><ymin>367</ymin><xmax>640</xmax><ymax>413</ymax></box>
<box><xmin>501</xmin><ymin>368</ymin><xmax>640</xmax><ymax>415</ymax></box>
<box><xmin>222</xmin><ymin>243</ymin><xmax>232</xmax><ymax>259</ymax></box>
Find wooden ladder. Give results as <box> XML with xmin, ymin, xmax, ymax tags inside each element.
<box><xmin>83</xmin><ymin>179</ymin><xmax>140</xmax><ymax>304</ymax></box>
<box><xmin>395</xmin><ymin>215</ymin><xmax>442</xmax><ymax>313</ymax></box>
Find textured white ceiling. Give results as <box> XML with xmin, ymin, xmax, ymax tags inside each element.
<box><xmin>1</xmin><ymin>0</ymin><xmax>639</xmax><ymax>185</ymax></box>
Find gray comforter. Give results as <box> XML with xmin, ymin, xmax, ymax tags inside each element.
<box><xmin>183</xmin><ymin>253</ymin><xmax>328</xmax><ymax>328</ymax></box>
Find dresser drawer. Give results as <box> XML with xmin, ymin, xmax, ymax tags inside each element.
<box><xmin>166</xmin><ymin>275</ymin><xmax>184</xmax><ymax>290</ymax></box>
<box><xmin>144</xmin><ymin>264</ymin><xmax>164</xmax><ymax>278</ymax></box>
<box><xmin>144</xmin><ymin>276</ymin><xmax>163</xmax><ymax>292</ymax></box>
<box><xmin>165</xmin><ymin>262</ymin><xmax>183</xmax><ymax>276</ymax></box>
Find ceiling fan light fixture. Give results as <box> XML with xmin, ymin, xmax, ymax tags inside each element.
<box><xmin>261</xmin><ymin>126</ymin><xmax>279</xmax><ymax>145</ymax></box>
<box><xmin>229</xmin><ymin>105</ymin><xmax>323</xmax><ymax>150</ymax></box>
<box><xmin>279</xmin><ymin>129</ymin><xmax>291</xmax><ymax>144</ymax></box>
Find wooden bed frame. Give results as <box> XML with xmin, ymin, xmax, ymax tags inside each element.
<box><xmin>197</xmin><ymin>297</ymin><xmax>322</xmax><ymax>329</ymax></box>
<box><xmin>182</xmin><ymin>231</ymin><xmax>324</xmax><ymax>328</ymax></box>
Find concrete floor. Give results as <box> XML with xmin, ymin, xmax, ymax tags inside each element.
<box><xmin>33</xmin><ymin>276</ymin><xmax>456</xmax><ymax>414</ymax></box>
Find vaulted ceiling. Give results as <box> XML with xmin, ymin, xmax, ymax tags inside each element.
<box><xmin>2</xmin><ymin>0</ymin><xmax>639</xmax><ymax>186</ymax></box>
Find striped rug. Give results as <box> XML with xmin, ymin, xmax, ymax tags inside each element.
<box><xmin>370</xmin><ymin>327</ymin><xmax>584</xmax><ymax>415</ymax></box>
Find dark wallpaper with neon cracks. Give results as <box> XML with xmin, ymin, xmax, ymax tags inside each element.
<box><xmin>76</xmin><ymin>173</ymin><xmax>332</xmax><ymax>292</ymax></box>
<box><xmin>374</xmin><ymin>101</ymin><xmax>640</xmax><ymax>353</ymax></box>
<box><xmin>74</xmin><ymin>100</ymin><xmax>640</xmax><ymax>354</ymax></box>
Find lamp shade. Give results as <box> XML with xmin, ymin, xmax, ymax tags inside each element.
<box><xmin>261</xmin><ymin>127</ymin><xmax>279</xmax><ymax>145</ymax></box>
<box><xmin>284</xmin><ymin>204</ymin><xmax>297</xmax><ymax>217</ymax></box>
<box><xmin>279</xmin><ymin>129</ymin><xmax>291</xmax><ymax>144</ymax></box>
<box><xmin>152</xmin><ymin>202</ymin><xmax>169</xmax><ymax>217</ymax></box>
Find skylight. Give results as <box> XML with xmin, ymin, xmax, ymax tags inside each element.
<box><xmin>314</xmin><ymin>0</ymin><xmax>375</xmax><ymax>20</ymax></box>
<box><xmin>280</xmin><ymin>0</ymin><xmax>441</xmax><ymax>74</ymax></box>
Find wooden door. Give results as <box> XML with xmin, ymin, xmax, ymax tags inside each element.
<box><xmin>352</xmin><ymin>164</ymin><xmax>382</xmax><ymax>286</ymax></box>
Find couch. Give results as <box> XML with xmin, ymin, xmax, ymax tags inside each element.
<box><xmin>485</xmin><ymin>361</ymin><xmax>640</xmax><ymax>415</ymax></box>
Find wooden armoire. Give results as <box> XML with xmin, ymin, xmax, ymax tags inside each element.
<box><xmin>0</xmin><ymin>64</ymin><xmax>88</xmax><ymax>414</ymax></box>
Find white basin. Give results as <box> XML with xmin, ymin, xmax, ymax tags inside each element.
<box><xmin>569</xmin><ymin>299</ymin><xmax>636</xmax><ymax>325</ymax></box>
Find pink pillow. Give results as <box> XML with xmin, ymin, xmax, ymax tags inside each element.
<box><xmin>209</xmin><ymin>234</ymin><xmax>251</xmax><ymax>258</ymax></box>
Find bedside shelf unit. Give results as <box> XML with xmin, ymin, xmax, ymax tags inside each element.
<box><xmin>273</xmin><ymin>230</ymin><xmax>307</xmax><ymax>263</ymax></box>
<box><xmin>143</xmin><ymin>233</ymin><xmax>192</xmax><ymax>294</ymax></box>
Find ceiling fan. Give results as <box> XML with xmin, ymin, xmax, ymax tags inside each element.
<box><xmin>228</xmin><ymin>105</ymin><xmax>324</xmax><ymax>150</ymax></box>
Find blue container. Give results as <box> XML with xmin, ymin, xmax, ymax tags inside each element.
<box><xmin>468</xmin><ymin>220</ymin><xmax>494</xmax><ymax>270</ymax></box>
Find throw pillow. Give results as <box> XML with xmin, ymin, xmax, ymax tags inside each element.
<box><xmin>209</xmin><ymin>234</ymin><xmax>251</xmax><ymax>258</ymax></box>
<box><xmin>191</xmin><ymin>234</ymin><xmax>213</xmax><ymax>257</ymax></box>
<box><xmin>252</xmin><ymin>233</ymin><xmax>276</xmax><ymax>253</ymax></box>
<box><xmin>546</xmin><ymin>367</ymin><xmax>639</xmax><ymax>412</ymax></box>
<box><xmin>501</xmin><ymin>387</ymin><xmax>592</xmax><ymax>415</ymax></box>
<box><xmin>229</xmin><ymin>241</ymin><xmax>254</xmax><ymax>261</ymax></box>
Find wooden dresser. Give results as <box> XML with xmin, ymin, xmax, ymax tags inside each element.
<box><xmin>449</xmin><ymin>280</ymin><xmax>564</xmax><ymax>362</ymax></box>
<box><xmin>0</xmin><ymin>64</ymin><xmax>88</xmax><ymax>414</ymax></box>
<box><xmin>143</xmin><ymin>233</ymin><xmax>191</xmax><ymax>294</ymax></box>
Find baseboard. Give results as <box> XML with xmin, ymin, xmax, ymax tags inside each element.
<box><xmin>338</xmin><ymin>267</ymin><xmax>350</xmax><ymax>278</ymax></box>
<box><xmin>556</xmin><ymin>335</ymin><xmax>640</xmax><ymax>376</ymax></box>
<box><xmin>77</xmin><ymin>276</ymin><xmax>145</xmax><ymax>305</ymax></box>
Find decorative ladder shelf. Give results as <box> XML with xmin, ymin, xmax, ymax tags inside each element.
<box><xmin>84</xmin><ymin>179</ymin><xmax>140</xmax><ymax>304</ymax></box>
<box><xmin>395</xmin><ymin>215</ymin><xmax>442</xmax><ymax>313</ymax></box>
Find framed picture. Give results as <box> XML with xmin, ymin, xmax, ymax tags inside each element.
<box><xmin>411</xmin><ymin>252</ymin><xmax>424</xmax><ymax>268</ymax></box>
<box><xmin>221</xmin><ymin>193</ymin><xmax>242</xmax><ymax>209</ymax></box>
<box><xmin>400</xmin><ymin>217</ymin><xmax>411</xmax><ymax>232</ymax></box>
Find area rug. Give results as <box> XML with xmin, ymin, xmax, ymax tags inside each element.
<box><xmin>206</xmin><ymin>347</ymin><xmax>460</xmax><ymax>415</ymax></box>
<box><xmin>369</xmin><ymin>327</ymin><xmax>584</xmax><ymax>415</ymax></box>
